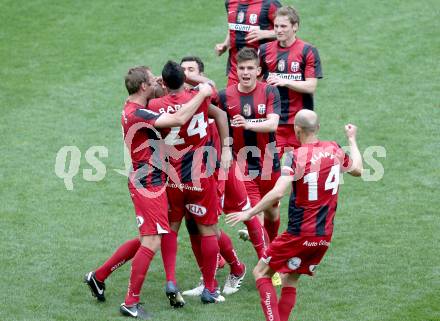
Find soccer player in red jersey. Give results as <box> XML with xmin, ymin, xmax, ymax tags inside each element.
<box><xmin>85</xmin><ymin>66</ymin><xmax>212</xmax><ymax>320</ymax></box>
<box><xmin>259</xmin><ymin>6</ymin><xmax>323</xmax><ymax>158</ymax></box>
<box><xmin>218</xmin><ymin>47</ymin><xmax>282</xmax><ymax>256</ymax></box>
<box><xmin>215</xmin><ymin>0</ymin><xmax>282</xmax><ymax>86</ymax></box>
<box><xmin>179</xmin><ymin>56</ymin><xmax>248</xmax><ymax>296</ymax></box>
<box><xmin>226</xmin><ymin>109</ymin><xmax>363</xmax><ymax>321</ymax></box>
<box><xmin>148</xmin><ymin>61</ymin><xmax>231</xmax><ymax>304</ymax></box>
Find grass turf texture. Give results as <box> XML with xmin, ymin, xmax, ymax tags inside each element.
<box><xmin>1</xmin><ymin>0</ymin><xmax>439</xmax><ymax>320</ymax></box>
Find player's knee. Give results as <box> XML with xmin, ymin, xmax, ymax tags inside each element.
<box><xmin>253</xmin><ymin>264</ymin><xmax>267</xmax><ymax>280</ymax></box>
<box><xmin>140</xmin><ymin>235</ymin><xmax>161</xmax><ymax>252</ymax></box>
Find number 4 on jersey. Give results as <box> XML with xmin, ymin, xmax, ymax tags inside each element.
<box><xmin>303</xmin><ymin>164</ymin><xmax>340</xmax><ymax>201</ymax></box>
<box><xmin>164</xmin><ymin>112</ymin><xmax>208</xmax><ymax>145</ymax></box>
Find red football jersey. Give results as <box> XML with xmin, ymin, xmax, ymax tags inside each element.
<box><xmin>284</xmin><ymin>141</ymin><xmax>351</xmax><ymax>237</ymax></box>
<box><xmin>218</xmin><ymin>81</ymin><xmax>281</xmax><ymax>177</ymax></box>
<box><xmin>225</xmin><ymin>0</ymin><xmax>281</xmax><ymax>84</ymax></box>
<box><xmin>121</xmin><ymin>101</ymin><xmax>167</xmax><ymax>187</ymax></box>
<box><xmin>148</xmin><ymin>89</ymin><xmax>212</xmax><ymax>183</ymax></box>
<box><xmin>259</xmin><ymin>38</ymin><xmax>323</xmax><ymax>124</ymax></box>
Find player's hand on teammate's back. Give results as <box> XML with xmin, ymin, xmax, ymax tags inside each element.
<box><xmin>225</xmin><ymin>210</ymin><xmax>253</xmax><ymax>226</ymax></box>
<box><xmin>345</xmin><ymin>124</ymin><xmax>357</xmax><ymax>139</ymax></box>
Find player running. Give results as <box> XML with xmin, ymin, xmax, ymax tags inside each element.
<box><xmin>226</xmin><ymin>110</ymin><xmax>363</xmax><ymax>321</ymax></box>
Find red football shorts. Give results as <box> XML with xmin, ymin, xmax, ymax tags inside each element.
<box><xmin>263</xmin><ymin>232</ymin><xmax>332</xmax><ymax>276</ymax></box>
<box><xmin>244</xmin><ymin>170</ymin><xmax>280</xmax><ymax>207</ymax></box>
<box><xmin>128</xmin><ymin>181</ymin><xmax>170</xmax><ymax>236</ymax></box>
<box><xmin>221</xmin><ymin>162</ymin><xmax>251</xmax><ymax>214</ymax></box>
<box><xmin>276</xmin><ymin>124</ymin><xmax>300</xmax><ymax>159</ymax></box>
<box><xmin>167</xmin><ymin>177</ymin><xmax>219</xmax><ymax>225</ymax></box>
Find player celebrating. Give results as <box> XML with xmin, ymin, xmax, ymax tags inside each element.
<box><xmin>218</xmin><ymin>47</ymin><xmax>282</xmax><ymax>253</ymax></box>
<box><xmin>226</xmin><ymin>110</ymin><xmax>363</xmax><ymax>321</ymax></box>
<box><xmin>148</xmin><ymin>61</ymin><xmax>231</xmax><ymax>304</ymax></box>
<box><xmin>179</xmin><ymin>56</ymin><xmax>247</xmax><ymax>296</ymax></box>
<box><xmin>215</xmin><ymin>0</ymin><xmax>282</xmax><ymax>86</ymax></box>
<box><xmin>260</xmin><ymin>6</ymin><xmax>323</xmax><ymax>158</ymax></box>
<box><xmin>85</xmin><ymin>66</ymin><xmax>212</xmax><ymax>320</ymax></box>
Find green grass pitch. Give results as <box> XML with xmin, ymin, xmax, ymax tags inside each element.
<box><xmin>1</xmin><ymin>0</ymin><xmax>439</xmax><ymax>320</ymax></box>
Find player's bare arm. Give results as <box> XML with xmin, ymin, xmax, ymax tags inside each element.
<box><xmin>245</xmin><ymin>29</ymin><xmax>276</xmax><ymax>44</ymax></box>
<box><xmin>345</xmin><ymin>124</ymin><xmax>363</xmax><ymax>177</ymax></box>
<box><xmin>185</xmin><ymin>74</ymin><xmax>216</xmax><ymax>88</ymax></box>
<box><xmin>225</xmin><ymin>174</ymin><xmax>293</xmax><ymax>226</ymax></box>
<box><xmin>232</xmin><ymin>113</ymin><xmax>279</xmax><ymax>132</ymax></box>
<box><xmin>154</xmin><ymin>84</ymin><xmax>212</xmax><ymax>128</ymax></box>
<box><xmin>267</xmin><ymin>75</ymin><xmax>318</xmax><ymax>94</ymax></box>
<box><xmin>208</xmin><ymin>105</ymin><xmax>232</xmax><ymax>169</ymax></box>
<box><xmin>215</xmin><ymin>33</ymin><xmax>230</xmax><ymax>56</ymax></box>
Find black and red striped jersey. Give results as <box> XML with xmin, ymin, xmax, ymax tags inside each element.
<box><xmin>284</xmin><ymin>141</ymin><xmax>351</xmax><ymax>237</ymax></box>
<box><xmin>259</xmin><ymin>38</ymin><xmax>323</xmax><ymax>124</ymax></box>
<box><xmin>148</xmin><ymin>89</ymin><xmax>212</xmax><ymax>183</ymax></box>
<box><xmin>225</xmin><ymin>0</ymin><xmax>281</xmax><ymax>84</ymax></box>
<box><xmin>218</xmin><ymin>81</ymin><xmax>281</xmax><ymax>177</ymax></box>
<box><xmin>121</xmin><ymin>101</ymin><xmax>168</xmax><ymax>187</ymax></box>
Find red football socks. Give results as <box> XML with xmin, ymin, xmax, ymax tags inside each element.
<box><xmin>218</xmin><ymin>230</ymin><xmax>244</xmax><ymax>276</ymax></box>
<box><xmin>264</xmin><ymin>216</ymin><xmax>280</xmax><ymax>243</ymax></box>
<box><xmin>160</xmin><ymin>230</ymin><xmax>178</xmax><ymax>283</ymax></box>
<box><xmin>256</xmin><ymin>277</ymin><xmax>280</xmax><ymax>321</ymax></box>
<box><xmin>124</xmin><ymin>246</ymin><xmax>155</xmax><ymax>306</ymax></box>
<box><xmin>245</xmin><ymin>216</ymin><xmax>269</xmax><ymax>259</ymax></box>
<box><xmin>189</xmin><ymin>234</ymin><xmax>203</xmax><ymax>272</ymax></box>
<box><xmin>95</xmin><ymin>238</ymin><xmax>140</xmax><ymax>282</ymax></box>
<box><xmin>200</xmin><ymin>235</ymin><xmax>219</xmax><ymax>292</ymax></box>
<box><xmin>278</xmin><ymin>286</ymin><xmax>297</xmax><ymax>321</ymax></box>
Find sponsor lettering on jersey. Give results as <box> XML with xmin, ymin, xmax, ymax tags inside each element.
<box><xmin>245</xmin><ymin>118</ymin><xmax>267</xmax><ymax>123</ymax></box>
<box><xmin>185</xmin><ymin>204</ymin><xmax>207</xmax><ymax>217</ymax></box>
<box><xmin>268</xmin><ymin>72</ymin><xmax>303</xmax><ymax>81</ymax></box>
<box><xmin>228</xmin><ymin>23</ymin><xmax>260</xmax><ymax>32</ymax></box>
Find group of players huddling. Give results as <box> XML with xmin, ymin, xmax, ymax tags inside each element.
<box><xmin>84</xmin><ymin>2</ymin><xmax>363</xmax><ymax>321</ymax></box>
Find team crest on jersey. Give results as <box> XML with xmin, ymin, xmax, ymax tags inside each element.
<box><xmin>257</xmin><ymin>104</ymin><xmax>266</xmax><ymax>115</ymax></box>
<box><xmin>291</xmin><ymin>61</ymin><xmax>300</xmax><ymax>72</ymax></box>
<box><xmin>237</xmin><ymin>11</ymin><xmax>245</xmax><ymax>23</ymax></box>
<box><xmin>287</xmin><ymin>257</ymin><xmax>302</xmax><ymax>270</ymax></box>
<box><xmin>249</xmin><ymin>13</ymin><xmax>258</xmax><ymax>24</ymax></box>
<box><xmin>136</xmin><ymin>216</ymin><xmax>144</xmax><ymax>227</ymax></box>
<box><xmin>277</xmin><ymin>59</ymin><xmax>286</xmax><ymax>72</ymax></box>
<box><xmin>242</xmin><ymin>103</ymin><xmax>252</xmax><ymax>117</ymax></box>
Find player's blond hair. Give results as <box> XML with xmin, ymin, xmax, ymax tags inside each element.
<box><xmin>276</xmin><ymin>6</ymin><xmax>300</xmax><ymax>26</ymax></box>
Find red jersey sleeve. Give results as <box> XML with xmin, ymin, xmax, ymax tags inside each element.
<box><xmin>304</xmin><ymin>46</ymin><xmax>323</xmax><ymax>79</ymax></box>
<box><xmin>265</xmin><ymin>84</ymin><xmax>281</xmax><ymax>116</ymax></box>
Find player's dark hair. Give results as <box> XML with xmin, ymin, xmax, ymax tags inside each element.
<box><xmin>236</xmin><ymin>47</ymin><xmax>259</xmax><ymax>64</ymax></box>
<box><xmin>180</xmin><ymin>56</ymin><xmax>205</xmax><ymax>73</ymax></box>
<box><xmin>124</xmin><ymin>66</ymin><xmax>151</xmax><ymax>95</ymax></box>
<box><xmin>276</xmin><ymin>6</ymin><xmax>300</xmax><ymax>26</ymax></box>
<box><xmin>162</xmin><ymin>60</ymin><xmax>185</xmax><ymax>90</ymax></box>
